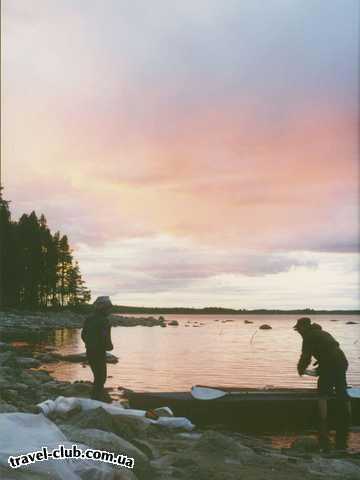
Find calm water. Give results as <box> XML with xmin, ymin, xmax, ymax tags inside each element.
<box><xmin>13</xmin><ymin>314</ymin><xmax>360</xmax><ymax>392</ymax></box>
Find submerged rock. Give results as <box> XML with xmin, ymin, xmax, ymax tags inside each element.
<box><xmin>53</xmin><ymin>352</ymin><xmax>119</xmax><ymax>364</ymax></box>
<box><xmin>168</xmin><ymin>320</ymin><xmax>179</xmax><ymax>326</ymax></box>
<box><xmin>110</xmin><ymin>315</ymin><xmax>166</xmax><ymax>328</ymax></box>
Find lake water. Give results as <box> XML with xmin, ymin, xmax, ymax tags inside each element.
<box><xmin>18</xmin><ymin>314</ymin><xmax>360</xmax><ymax>392</ymax></box>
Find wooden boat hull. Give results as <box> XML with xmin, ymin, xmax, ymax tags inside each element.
<box><xmin>127</xmin><ymin>386</ymin><xmax>360</xmax><ymax>433</ymax></box>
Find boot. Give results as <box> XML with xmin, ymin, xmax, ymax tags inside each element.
<box><xmin>318</xmin><ymin>420</ymin><xmax>331</xmax><ymax>453</ymax></box>
<box><xmin>335</xmin><ymin>433</ymin><xmax>348</xmax><ymax>452</ymax></box>
<box><xmin>335</xmin><ymin>400</ymin><xmax>351</xmax><ymax>452</ymax></box>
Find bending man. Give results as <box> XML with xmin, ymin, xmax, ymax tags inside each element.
<box><xmin>294</xmin><ymin>317</ymin><xmax>351</xmax><ymax>451</ymax></box>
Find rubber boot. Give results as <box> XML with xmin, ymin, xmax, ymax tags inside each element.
<box><xmin>318</xmin><ymin>419</ymin><xmax>331</xmax><ymax>453</ymax></box>
<box><xmin>335</xmin><ymin>400</ymin><xmax>350</xmax><ymax>451</ymax></box>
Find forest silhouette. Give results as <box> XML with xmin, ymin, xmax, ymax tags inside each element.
<box><xmin>0</xmin><ymin>194</ymin><xmax>90</xmax><ymax>308</ymax></box>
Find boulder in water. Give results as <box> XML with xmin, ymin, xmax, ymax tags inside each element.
<box><xmin>259</xmin><ymin>324</ymin><xmax>272</xmax><ymax>330</ymax></box>
<box><xmin>168</xmin><ymin>320</ymin><xmax>179</xmax><ymax>326</ymax></box>
<box><xmin>16</xmin><ymin>357</ymin><xmax>41</xmax><ymax>368</ymax></box>
<box><xmin>54</xmin><ymin>352</ymin><xmax>119</xmax><ymax>364</ymax></box>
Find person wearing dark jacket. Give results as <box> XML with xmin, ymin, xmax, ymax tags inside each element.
<box><xmin>294</xmin><ymin>317</ymin><xmax>351</xmax><ymax>451</ymax></box>
<box><xmin>81</xmin><ymin>296</ymin><xmax>113</xmax><ymax>401</ymax></box>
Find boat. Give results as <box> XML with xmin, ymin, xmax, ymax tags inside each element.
<box><xmin>126</xmin><ymin>385</ymin><xmax>360</xmax><ymax>433</ymax></box>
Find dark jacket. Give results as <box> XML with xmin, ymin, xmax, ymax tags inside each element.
<box><xmin>81</xmin><ymin>314</ymin><xmax>113</xmax><ymax>353</ymax></box>
<box><xmin>297</xmin><ymin>324</ymin><xmax>348</xmax><ymax>375</ymax></box>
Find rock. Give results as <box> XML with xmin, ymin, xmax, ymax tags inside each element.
<box><xmin>28</xmin><ymin>370</ymin><xmax>53</xmax><ymax>382</ymax></box>
<box><xmin>259</xmin><ymin>324</ymin><xmax>272</xmax><ymax>330</ymax></box>
<box><xmin>70</xmin><ymin>407</ymin><xmax>149</xmax><ymax>442</ymax></box>
<box><xmin>60</xmin><ymin>425</ymin><xmax>152</xmax><ymax>479</ymax></box>
<box><xmin>16</xmin><ymin>357</ymin><xmax>41</xmax><ymax>368</ymax></box>
<box><xmin>110</xmin><ymin>315</ymin><xmax>165</xmax><ymax>327</ymax></box>
<box><xmin>19</xmin><ymin>371</ymin><xmax>41</xmax><ymax>386</ymax></box>
<box><xmin>308</xmin><ymin>457</ymin><xmax>360</xmax><ymax>478</ymax></box>
<box><xmin>0</xmin><ymin>342</ymin><xmax>12</xmax><ymax>351</ymax></box>
<box><xmin>0</xmin><ymin>402</ymin><xmax>19</xmax><ymax>413</ymax></box>
<box><xmin>42</xmin><ymin>380</ymin><xmax>70</xmax><ymax>394</ymax></box>
<box><xmin>168</xmin><ymin>320</ymin><xmax>179</xmax><ymax>326</ymax></box>
<box><xmin>290</xmin><ymin>436</ymin><xmax>318</xmax><ymax>453</ymax></box>
<box><xmin>35</xmin><ymin>353</ymin><xmax>60</xmax><ymax>363</ymax></box>
<box><xmin>0</xmin><ymin>351</ymin><xmax>17</xmax><ymax>367</ymax></box>
<box><xmin>59</xmin><ymin>381</ymin><xmax>93</xmax><ymax>397</ymax></box>
<box><xmin>131</xmin><ymin>439</ymin><xmax>159</xmax><ymax>459</ymax></box>
<box><xmin>12</xmin><ymin>382</ymin><xmax>29</xmax><ymax>391</ymax></box>
<box><xmin>54</xmin><ymin>352</ymin><xmax>119</xmax><ymax>364</ymax></box>
<box><xmin>346</xmin><ymin>321</ymin><xmax>358</xmax><ymax>325</ymax></box>
<box><xmin>244</xmin><ymin>320</ymin><xmax>253</xmax><ymax>324</ymax></box>
<box><xmin>0</xmin><ymin>378</ymin><xmax>11</xmax><ymax>389</ymax></box>
<box><xmin>192</xmin><ymin>431</ymin><xmax>257</xmax><ymax>463</ymax></box>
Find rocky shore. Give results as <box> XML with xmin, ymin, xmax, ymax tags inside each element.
<box><xmin>0</xmin><ymin>311</ymin><xmax>167</xmax><ymax>332</ymax></box>
<box><xmin>1</xmin><ymin>339</ymin><xmax>360</xmax><ymax>479</ymax></box>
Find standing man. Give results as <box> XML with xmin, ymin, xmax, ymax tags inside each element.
<box><xmin>294</xmin><ymin>317</ymin><xmax>351</xmax><ymax>451</ymax></box>
<box><xmin>81</xmin><ymin>296</ymin><xmax>114</xmax><ymax>401</ymax></box>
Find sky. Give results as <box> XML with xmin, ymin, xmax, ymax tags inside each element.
<box><xmin>1</xmin><ymin>0</ymin><xmax>359</xmax><ymax>309</ymax></box>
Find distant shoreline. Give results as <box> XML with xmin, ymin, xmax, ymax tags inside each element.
<box><xmin>1</xmin><ymin>306</ymin><xmax>359</xmax><ymax>316</ymax></box>
<box><xmin>113</xmin><ymin>306</ymin><xmax>360</xmax><ymax>315</ymax></box>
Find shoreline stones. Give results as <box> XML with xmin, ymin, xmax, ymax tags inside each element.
<box><xmin>0</xmin><ymin>311</ymin><xmax>167</xmax><ymax>332</ymax></box>
<box><xmin>0</xmin><ymin>339</ymin><xmax>359</xmax><ymax>479</ymax></box>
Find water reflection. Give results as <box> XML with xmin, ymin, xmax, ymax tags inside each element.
<box><xmin>2</xmin><ymin>315</ymin><xmax>359</xmax><ymax>392</ymax></box>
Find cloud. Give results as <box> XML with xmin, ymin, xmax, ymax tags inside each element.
<box><xmin>2</xmin><ymin>0</ymin><xmax>359</xmax><ymax>308</ymax></box>
<box><xmin>75</xmin><ymin>236</ymin><xmax>359</xmax><ymax>309</ymax></box>
<box><xmin>75</xmin><ymin>235</ymin><xmax>318</xmax><ymax>294</ymax></box>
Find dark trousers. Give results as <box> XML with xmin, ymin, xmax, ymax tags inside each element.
<box><xmin>86</xmin><ymin>349</ymin><xmax>107</xmax><ymax>401</ymax></box>
<box><xmin>317</xmin><ymin>365</ymin><xmax>351</xmax><ymax>448</ymax></box>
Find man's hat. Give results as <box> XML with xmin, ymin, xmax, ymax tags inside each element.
<box><xmin>293</xmin><ymin>317</ymin><xmax>311</xmax><ymax>331</ymax></box>
<box><xmin>93</xmin><ymin>296</ymin><xmax>112</xmax><ymax>306</ymax></box>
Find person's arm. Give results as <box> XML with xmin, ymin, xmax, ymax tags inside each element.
<box><xmin>81</xmin><ymin>318</ymin><xmax>89</xmax><ymax>344</ymax></box>
<box><xmin>104</xmin><ymin>318</ymin><xmax>113</xmax><ymax>351</ymax></box>
<box><xmin>297</xmin><ymin>338</ymin><xmax>312</xmax><ymax>376</ymax></box>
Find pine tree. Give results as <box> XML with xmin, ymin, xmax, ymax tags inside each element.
<box><xmin>0</xmin><ymin>202</ymin><xmax>90</xmax><ymax>308</ymax></box>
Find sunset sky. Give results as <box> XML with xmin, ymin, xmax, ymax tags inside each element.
<box><xmin>1</xmin><ymin>0</ymin><xmax>359</xmax><ymax>309</ymax></box>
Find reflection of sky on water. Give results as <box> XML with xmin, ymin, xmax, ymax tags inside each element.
<box><xmin>4</xmin><ymin>315</ymin><xmax>360</xmax><ymax>392</ymax></box>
